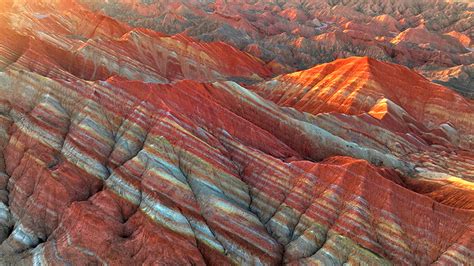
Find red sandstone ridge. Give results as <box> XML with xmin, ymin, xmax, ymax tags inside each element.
<box><xmin>254</xmin><ymin>56</ymin><xmax>474</xmax><ymax>207</ymax></box>
<box><xmin>0</xmin><ymin>0</ymin><xmax>473</xmax><ymax>265</ymax></box>
<box><xmin>255</xmin><ymin>57</ymin><xmax>474</xmax><ymax>134</ymax></box>
<box><xmin>80</xmin><ymin>0</ymin><xmax>474</xmax><ymax>97</ymax></box>
<box><xmin>1</xmin><ymin>0</ymin><xmax>271</xmax><ymax>84</ymax></box>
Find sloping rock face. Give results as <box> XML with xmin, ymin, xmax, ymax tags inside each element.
<box><xmin>255</xmin><ymin>57</ymin><xmax>474</xmax><ymax>133</ymax></box>
<box><xmin>254</xmin><ymin>56</ymin><xmax>474</xmax><ymax>206</ymax></box>
<box><xmin>80</xmin><ymin>0</ymin><xmax>474</xmax><ymax>97</ymax></box>
<box><xmin>3</xmin><ymin>0</ymin><xmax>271</xmax><ymax>84</ymax></box>
<box><xmin>423</xmin><ymin>64</ymin><xmax>474</xmax><ymax>98</ymax></box>
<box><xmin>0</xmin><ymin>0</ymin><xmax>473</xmax><ymax>265</ymax></box>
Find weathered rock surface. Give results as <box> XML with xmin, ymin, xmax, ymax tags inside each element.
<box><xmin>0</xmin><ymin>0</ymin><xmax>472</xmax><ymax>265</ymax></box>
<box><xmin>4</xmin><ymin>0</ymin><xmax>271</xmax><ymax>84</ymax></box>
<box><xmin>254</xmin><ymin>56</ymin><xmax>474</xmax><ymax>207</ymax></box>
<box><xmin>1</xmin><ymin>61</ymin><xmax>473</xmax><ymax>265</ymax></box>
<box><xmin>80</xmin><ymin>0</ymin><xmax>474</xmax><ymax>96</ymax></box>
<box><xmin>255</xmin><ymin>57</ymin><xmax>474</xmax><ymax>134</ymax></box>
<box><xmin>423</xmin><ymin>64</ymin><xmax>474</xmax><ymax>98</ymax></box>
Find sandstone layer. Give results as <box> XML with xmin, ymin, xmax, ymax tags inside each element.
<box><xmin>0</xmin><ymin>0</ymin><xmax>472</xmax><ymax>265</ymax></box>
<box><xmin>81</xmin><ymin>0</ymin><xmax>474</xmax><ymax>97</ymax></box>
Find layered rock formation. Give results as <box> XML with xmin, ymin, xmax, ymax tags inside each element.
<box><xmin>423</xmin><ymin>64</ymin><xmax>474</xmax><ymax>98</ymax></box>
<box><xmin>4</xmin><ymin>0</ymin><xmax>271</xmax><ymax>84</ymax></box>
<box><xmin>254</xmin><ymin>56</ymin><xmax>474</xmax><ymax>187</ymax></box>
<box><xmin>80</xmin><ymin>0</ymin><xmax>474</xmax><ymax>97</ymax></box>
<box><xmin>0</xmin><ymin>0</ymin><xmax>473</xmax><ymax>265</ymax></box>
<box><xmin>254</xmin><ymin>57</ymin><xmax>474</xmax><ymax>134</ymax></box>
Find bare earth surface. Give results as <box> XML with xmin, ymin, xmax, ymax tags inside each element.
<box><xmin>0</xmin><ymin>0</ymin><xmax>472</xmax><ymax>264</ymax></box>
<box><xmin>82</xmin><ymin>0</ymin><xmax>474</xmax><ymax>97</ymax></box>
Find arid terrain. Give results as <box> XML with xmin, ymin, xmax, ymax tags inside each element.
<box><xmin>0</xmin><ymin>0</ymin><xmax>472</xmax><ymax>264</ymax></box>
<box><xmin>82</xmin><ymin>0</ymin><xmax>474</xmax><ymax>97</ymax></box>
